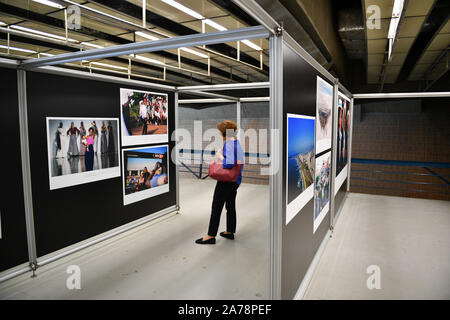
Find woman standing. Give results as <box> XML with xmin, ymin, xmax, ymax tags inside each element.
<box><xmin>107</xmin><ymin>121</ymin><xmax>115</xmax><ymax>154</ymax></box>
<box><xmin>100</xmin><ymin>122</ymin><xmax>108</xmax><ymax>154</ymax></box>
<box><xmin>66</xmin><ymin>122</ymin><xmax>80</xmax><ymax>157</ymax></box>
<box><xmin>79</xmin><ymin>122</ymin><xmax>86</xmax><ymax>156</ymax></box>
<box><xmin>85</xmin><ymin>127</ymin><xmax>95</xmax><ymax>171</ymax></box>
<box><xmin>55</xmin><ymin>122</ymin><xmax>64</xmax><ymax>158</ymax></box>
<box><xmin>195</xmin><ymin>120</ymin><xmax>244</xmax><ymax>245</ymax></box>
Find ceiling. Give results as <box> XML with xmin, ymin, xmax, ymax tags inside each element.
<box><xmin>0</xmin><ymin>0</ymin><xmax>448</xmax><ymax>93</ymax></box>
<box><xmin>0</xmin><ymin>0</ymin><xmax>270</xmax><ymax>86</ymax></box>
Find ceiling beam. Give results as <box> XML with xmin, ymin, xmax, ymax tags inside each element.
<box><xmin>0</xmin><ymin>2</ymin><xmax>250</xmax><ymax>83</ymax></box>
<box><xmin>90</xmin><ymin>0</ymin><xmax>269</xmax><ymax>72</ymax></box>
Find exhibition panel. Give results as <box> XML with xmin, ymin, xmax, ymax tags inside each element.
<box><xmin>281</xmin><ymin>43</ymin><xmax>335</xmax><ymax>299</ymax></box>
<box><xmin>0</xmin><ymin>67</ymin><xmax>29</xmax><ymax>273</ymax></box>
<box><xmin>26</xmin><ymin>71</ymin><xmax>176</xmax><ymax>258</ymax></box>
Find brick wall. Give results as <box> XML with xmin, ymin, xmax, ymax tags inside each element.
<box><xmin>350</xmin><ymin>98</ymin><xmax>450</xmax><ymax>200</ymax></box>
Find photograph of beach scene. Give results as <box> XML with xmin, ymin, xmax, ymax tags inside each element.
<box><xmin>286</xmin><ymin>114</ymin><xmax>316</xmax><ymax>225</ymax></box>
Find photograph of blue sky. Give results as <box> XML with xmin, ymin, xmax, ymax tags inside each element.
<box><xmin>288</xmin><ymin>117</ymin><xmax>315</xmax><ymax>157</ymax></box>
<box><xmin>126</xmin><ymin>146</ymin><xmax>167</xmax><ymax>171</ymax></box>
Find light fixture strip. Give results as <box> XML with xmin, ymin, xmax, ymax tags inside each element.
<box><xmin>32</xmin><ymin>0</ymin><xmax>65</xmax><ymax>10</ymax></box>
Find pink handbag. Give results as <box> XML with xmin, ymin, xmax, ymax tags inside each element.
<box><xmin>209</xmin><ymin>141</ymin><xmax>242</xmax><ymax>182</ymax></box>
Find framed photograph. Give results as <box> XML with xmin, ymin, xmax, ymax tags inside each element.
<box><xmin>286</xmin><ymin>114</ymin><xmax>316</xmax><ymax>225</ymax></box>
<box><xmin>335</xmin><ymin>92</ymin><xmax>351</xmax><ymax>195</ymax></box>
<box><xmin>313</xmin><ymin>151</ymin><xmax>331</xmax><ymax>233</ymax></box>
<box><xmin>122</xmin><ymin>145</ymin><xmax>169</xmax><ymax>206</ymax></box>
<box><xmin>120</xmin><ymin>88</ymin><xmax>169</xmax><ymax>146</ymax></box>
<box><xmin>46</xmin><ymin>117</ymin><xmax>120</xmax><ymax>190</ymax></box>
<box><xmin>315</xmin><ymin>76</ymin><xmax>333</xmax><ymax>154</ymax></box>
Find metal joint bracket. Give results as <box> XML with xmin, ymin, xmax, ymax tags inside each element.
<box><xmin>29</xmin><ymin>262</ymin><xmax>37</xmax><ymax>278</ymax></box>
<box><xmin>274</xmin><ymin>27</ymin><xmax>283</xmax><ymax>37</ymax></box>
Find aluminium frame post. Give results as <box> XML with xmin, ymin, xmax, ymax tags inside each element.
<box><xmin>329</xmin><ymin>82</ymin><xmax>339</xmax><ymax>230</ymax></box>
<box><xmin>269</xmin><ymin>29</ymin><xmax>283</xmax><ymax>300</ymax></box>
<box><xmin>236</xmin><ymin>100</ymin><xmax>241</xmax><ymax>142</ymax></box>
<box><xmin>175</xmin><ymin>91</ymin><xmax>180</xmax><ymax>213</ymax></box>
<box><xmin>346</xmin><ymin>98</ymin><xmax>354</xmax><ymax>192</ymax></box>
<box><xmin>17</xmin><ymin>69</ymin><xmax>38</xmax><ymax>276</ymax></box>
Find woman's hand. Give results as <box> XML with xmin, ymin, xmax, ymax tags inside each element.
<box><xmin>216</xmin><ymin>148</ymin><xmax>224</xmax><ymax>160</ymax></box>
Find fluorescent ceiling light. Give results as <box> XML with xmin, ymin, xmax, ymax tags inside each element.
<box><xmin>90</xmin><ymin>61</ymin><xmax>128</xmax><ymax>70</ymax></box>
<box><xmin>180</xmin><ymin>47</ymin><xmax>208</xmax><ymax>59</ymax></box>
<box><xmin>10</xmin><ymin>25</ymin><xmax>77</xmax><ymax>42</ymax></box>
<box><xmin>387</xmin><ymin>0</ymin><xmax>405</xmax><ymax>61</ymax></box>
<box><xmin>204</xmin><ymin>19</ymin><xmax>227</xmax><ymax>32</ymax></box>
<box><xmin>0</xmin><ymin>21</ymin><xmax>6</xmax><ymax>26</ymax></box>
<box><xmin>134</xmin><ymin>55</ymin><xmax>165</xmax><ymax>65</ymax></box>
<box><xmin>81</xmin><ymin>42</ymin><xmax>104</xmax><ymax>49</ymax></box>
<box><xmin>0</xmin><ymin>45</ymin><xmax>36</xmax><ymax>54</ymax></box>
<box><xmin>32</xmin><ymin>0</ymin><xmax>65</xmax><ymax>10</ymax></box>
<box><xmin>161</xmin><ymin>0</ymin><xmax>203</xmax><ymax>20</ymax></box>
<box><xmin>241</xmin><ymin>40</ymin><xmax>262</xmax><ymax>51</ymax></box>
<box><xmin>135</xmin><ymin>31</ymin><xmax>159</xmax><ymax>41</ymax></box>
<box><xmin>135</xmin><ymin>31</ymin><xmax>208</xmax><ymax>58</ymax></box>
<box><xmin>39</xmin><ymin>52</ymin><xmax>54</xmax><ymax>57</ymax></box>
<box><xmin>161</xmin><ymin>0</ymin><xmax>262</xmax><ymax>51</ymax></box>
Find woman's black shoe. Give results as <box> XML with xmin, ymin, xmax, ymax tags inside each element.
<box><xmin>195</xmin><ymin>237</ymin><xmax>216</xmax><ymax>245</ymax></box>
<box><xmin>220</xmin><ymin>232</ymin><xmax>235</xmax><ymax>240</ymax></box>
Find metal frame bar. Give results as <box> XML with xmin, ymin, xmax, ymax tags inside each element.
<box><xmin>330</xmin><ymin>81</ymin><xmax>339</xmax><ymax>228</ymax></box>
<box><xmin>347</xmin><ymin>98</ymin><xmax>354</xmax><ymax>192</ymax></box>
<box><xmin>178</xmin><ymin>97</ymin><xmax>270</xmax><ymax>104</ymax></box>
<box><xmin>178</xmin><ymin>82</ymin><xmax>270</xmax><ymax>92</ymax></box>
<box><xmin>17</xmin><ymin>69</ymin><xmax>38</xmax><ymax>273</ymax></box>
<box><xmin>20</xmin><ymin>26</ymin><xmax>270</xmax><ymax>69</ymax></box>
<box><xmin>0</xmin><ymin>263</ymin><xmax>32</xmax><ymax>284</ymax></box>
<box><xmin>174</xmin><ymin>91</ymin><xmax>180</xmax><ymax>212</ymax></box>
<box><xmin>232</xmin><ymin>0</ymin><xmax>280</xmax><ymax>33</ymax></box>
<box><xmin>354</xmin><ymin>92</ymin><xmax>450</xmax><ymax>99</ymax></box>
<box><xmin>269</xmin><ymin>32</ymin><xmax>283</xmax><ymax>300</ymax></box>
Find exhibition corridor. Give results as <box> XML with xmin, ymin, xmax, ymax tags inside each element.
<box><xmin>0</xmin><ymin>0</ymin><xmax>449</xmax><ymax>306</ymax></box>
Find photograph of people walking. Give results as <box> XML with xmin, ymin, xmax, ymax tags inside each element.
<box><xmin>313</xmin><ymin>151</ymin><xmax>331</xmax><ymax>233</ymax></box>
<box><xmin>46</xmin><ymin>117</ymin><xmax>120</xmax><ymax>190</ymax></box>
<box><xmin>122</xmin><ymin>145</ymin><xmax>169</xmax><ymax>205</ymax></box>
<box><xmin>120</xmin><ymin>88</ymin><xmax>169</xmax><ymax>146</ymax></box>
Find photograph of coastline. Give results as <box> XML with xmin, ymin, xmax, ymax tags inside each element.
<box><xmin>120</xmin><ymin>88</ymin><xmax>169</xmax><ymax>146</ymax></box>
<box><xmin>315</xmin><ymin>76</ymin><xmax>333</xmax><ymax>154</ymax></box>
<box><xmin>286</xmin><ymin>114</ymin><xmax>315</xmax><ymax>225</ymax></box>
<box><xmin>314</xmin><ymin>151</ymin><xmax>331</xmax><ymax>233</ymax></box>
<box><xmin>46</xmin><ymin>117</ymin><xmax>120</xmax><ymax>190</ymax></box>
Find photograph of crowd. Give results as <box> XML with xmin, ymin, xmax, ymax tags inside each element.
<box><xmin>286</xmin><ymin>114</ymin><xmax>315</xmax><ymax>225</ymax></box>
<box><xmin>122</xmin><ymin>145</ymin><xmax>169</xmax><ymax>205</ymax></box>
<box><xmin>46</xmin><ymin>117</ymin><xmax>120</xmax><ymax>190</ymax></box>
<box><xmin>315</xmin><ymin>76</ymin><xmax>333</xmax><ymax>154</ymax></box>
<box><xmin>313</xmin><ymin>151</ymin><xmax>331</xmax><ymax>233</ymax></box>
<box><xmin>120</xmin><ymin>88</ymin><xmax>168</xmax><ymax>146</ymax></box>
<box><xmin>337</xmin><ymin>94</ymin><xmax>351</xmax><ymax>176</ymax></box>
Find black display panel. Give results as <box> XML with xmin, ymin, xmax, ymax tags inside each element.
<box><xmin>26</xmin><ymin>71</ymin><xmax>176</xmax><ymax>257</ymax></box>
<box><xmin>282</xmin><ymin>44</ymin><xmax>334</xmax><ymax>299</ymax></box>
<box><xmin>334</xmin><ymin>181</ymin><xmax>347</xmax><ymax>219</ymax></box>
<box><xmin>0</xmin><ymin>68</ymin><xmax>29</xmax><ymax>272</ymax></box>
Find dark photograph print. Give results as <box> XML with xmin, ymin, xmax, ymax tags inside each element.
<box><xmin>120</xmin><ymin>88</ymin><xmax>169</xmax><ymax>146</ymax></box>
<box><xmin>337</xmin><ymin>93</ymin><xmax>351</xmax><ymax>176</ymax></box>
<box><xmin>122</xmin><ymin>145</ymin><xmax>169</xmax><ymax>205</ymax></box>
<box><xmin>46</xmin><ymin>117</ymin><xmax>120</xmax><ymax>190</ymax></box>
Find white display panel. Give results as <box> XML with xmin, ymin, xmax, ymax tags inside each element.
<box><xmin>313</xmin><ymin>151</ymin><xmax>331</xmax><ymax>233</ymax></box>
<box><xmin>315</xmin><ymin>76</ymin><xmax>333</xmax><ymax>154</ymax></box>
<box><xmin>120</xmin><ymin>88</ymin><xmax>169</xmax><ymax>146</ymax></box>
<box><xmin>286</xmin><ymin>114</ymin><xmax>316</xmax><ymax>225</ymax></box>
<box><xmin>334</xmin><ymin>164</ymin><xmax>348</xmax><ymax>196</ymax></box>
<box><xmin>122</xmin><ymin>145</ymin><xmax>170</xmax><ymax>206</ymax></box>
<box><xmin>46</xmin><ymin>117</ymin><xmax>121</xmax><ymax>190</ymax></box>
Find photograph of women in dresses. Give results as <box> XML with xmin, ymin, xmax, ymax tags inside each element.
<box><xmin>46</xmin><ymin>117</ymin><xmax>120</xmax><ymax>190</ymax></box>
<box><xmin>315</xmin><ymin>76</ymin><xmax>333</xmax><ymax>154</ymax></box>
<box><xmin>120</xmin><ymin>88</ymin><xmax>169</xmax><ymax>146</ymax></box>
<box><xmin>122</xmin><ymin>145</ymin><xmax>169</xmax><ymax>205</ymax></box>
<box><xmin>313</xmin><ymin>151</ymin><xmax>331</xmax><ymax>233</ymax></box>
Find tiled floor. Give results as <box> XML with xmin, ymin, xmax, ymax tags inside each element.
<box><xmin>304</xmin><ymin>193</ymin><xmax>450</xmax><ymax>299</ymax></box>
